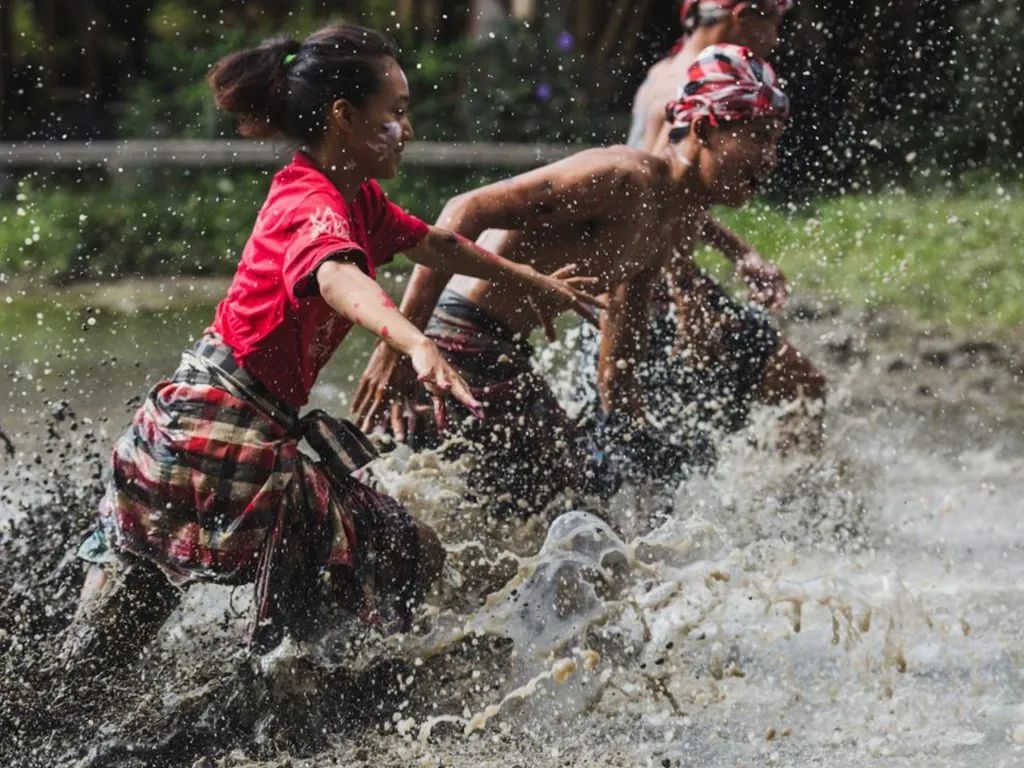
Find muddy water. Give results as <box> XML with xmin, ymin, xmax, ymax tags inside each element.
<box><xmin>1</xmin><ymin>278</ymin><xmax>1023</xmax><ymax>768</ymax></box>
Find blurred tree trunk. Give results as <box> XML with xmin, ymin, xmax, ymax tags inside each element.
<box><xmin>510</xmin><ymin>0</ymin><xmax>535</xmax><ymax>19</ymax></box>
<box><xmin>0</xmin><ymin>0</ymin><xmax>12</xmax><ymax>136</ymax></box>
<box><xmin>471</xmin><ymin>0</ymin><xmax>510</xmax><ymax>37</ymax></box>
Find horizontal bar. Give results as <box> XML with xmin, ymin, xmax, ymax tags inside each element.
<box><xmin>0</xmin><ymin>139</ymin><xmax>584</xmax><ymax>170</ymax></box>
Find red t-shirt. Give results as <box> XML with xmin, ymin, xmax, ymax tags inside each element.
<box><xmin>211</xmin><ymin>152</ymin><xmax>429</xmax><ymax>407</ymax></box>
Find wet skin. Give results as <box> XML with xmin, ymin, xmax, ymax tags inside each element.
<box><xmin>446</xmin><ymin>148</ymin><xmax>703</xmax><ymax>339</ymax></box>
<box><xmin>443</xmin><ymin>121</ymin><xmax>781</xmax><ymax>341</ymax></box>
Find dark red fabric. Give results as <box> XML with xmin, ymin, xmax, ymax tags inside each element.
<box><xmin>671</xmin><ymin>0</ymin><xmax>795</xmax><ymax>55</ymax></box>
<box><xmin>211</xmin><ymin>151</ymin><xmax>429</xmax><ymax>407</ymax></box>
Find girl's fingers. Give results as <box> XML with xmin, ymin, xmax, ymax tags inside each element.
<box><xmin>400</xmin><ymin>401</ymin><xmax>419</xmax><ymax>441</ymax></box>
<box><xmin>351</xmin><ymin>379</ymin><xmax>368</xmax><ymax>416</ymax></box>
<box><xmin>352</xmin><ymin>380</ymin><xmax>379</xmax><ymax>421</ymax></box>
<box><xmin>432</xmin><ymin>394</ymin><xmax>448</xmax><ymax>433</ymax></box>
<box><xmin>390</xmin><ymin>401</ymin><xmax>407</xmax><ymax>443</ymax></box>
<box><xmin>359</xmin><ymin>389</ymin><xmax>386</xmax><ymax>432</ymax></box>
<box><xmin>448</xmin><ymin>376</ymin><xmax>484</xmax><ymax>420</ymax></box>
<box><xmin>566</xmin><ymin>276</ymin><xmax>601</xmax><ymax>287</ymax></box>
<box><xmin>359</xmin><ymin>406</ymin><xmax>377</xmax><ymax>435</ymax></box>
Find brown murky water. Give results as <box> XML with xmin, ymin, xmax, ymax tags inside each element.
<box><xmin>1</xmin><ymin>277</ymin><xmax>1023</xmax><ymax>768</ymax></box>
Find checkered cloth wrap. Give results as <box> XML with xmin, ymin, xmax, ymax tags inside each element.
<box><xmin>679</xmin><ymin>0</ymin><xmax>793</xmax><ymax>34</ymax></box>
<box><xmin>665</xmin><ymin>44</ymin><xmax>788</xmax><ymax>141</ymax></box>
<box><xmin>96</xmin><ymin>333</ymin><xmax>432</xmax><ymax>650</ymax></box>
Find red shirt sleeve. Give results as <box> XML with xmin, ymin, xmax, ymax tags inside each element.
<box><xmin>366</xmin><ymin>181</ymin><xmax>430</xmax><ymax>267</ymax></box>
<box><xmin>283</xmin><ymin>193</ymin><xmax>368</xmax><ymax>300</ymax></box>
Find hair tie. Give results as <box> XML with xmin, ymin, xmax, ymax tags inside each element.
<box><xmin>283</xmin><ymin>53</ymin><xmax>298</xmax><ymax>68</ymax></box>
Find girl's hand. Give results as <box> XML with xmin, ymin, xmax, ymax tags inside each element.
<box><xmin>406</xmin><ymin>337</ymin><xmax>483</xmax><ymax>432</ymax></box>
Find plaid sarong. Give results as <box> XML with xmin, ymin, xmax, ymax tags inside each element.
<box><xmin>91</xmin><ymin>334</ymin><xmax>435</xmax><ymax>650</ymax></box>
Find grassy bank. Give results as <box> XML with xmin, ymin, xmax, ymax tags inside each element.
<box><xmin>0</xmin><ymin>167</ymin><xmax>487</xmax><ymax>283</ymax></box>
<box><xmin>2</xmin><ymin>172</ymin><xmax>1021</xmax><ymax>330</ymax></box>
<box><xmin>708</xmin><ymin>181</ymin><xmax>1023</xmax><ymax>329</ymax></box>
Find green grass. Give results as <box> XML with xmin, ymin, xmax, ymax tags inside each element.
<box><xmin>704</xmin><ymin>182</ymin><xmax>1024</xmax><ymax>330</ymax></box>
<box><xmin>1</xmin><ymin>173</ymin><xmax>1021</xmax><ymax>330</ymax></box>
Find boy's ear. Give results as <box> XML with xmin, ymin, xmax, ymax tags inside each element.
<box><xmin>726</xmin><ymin>4</ymin><xmax>749</xmax><ymax>30</ymax></box>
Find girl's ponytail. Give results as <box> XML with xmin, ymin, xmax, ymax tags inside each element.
<box><xmin>208</xmin><ymin>36</ymin><xmax>301</xmax><ymax>139</ymax></box>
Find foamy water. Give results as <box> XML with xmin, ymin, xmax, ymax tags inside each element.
<box><xmin>354</xmin><ymin>362</ymin><xmax>1024</xmax><ymax>767</ymax></box>
<box><xmin>2</xmin><ymin>290</ymin><xmax>1022</xmax><ymax>767</ymax></box>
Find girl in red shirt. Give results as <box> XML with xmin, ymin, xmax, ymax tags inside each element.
<box><xmin>64</xmin><ymin>25</ymin><xmax>602</xmax><ymax>660</ymax></box>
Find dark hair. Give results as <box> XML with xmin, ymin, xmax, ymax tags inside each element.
<box><xmin>208</xmin><ymin>25</ymin><xmax>399</xmax><ymax>142</ymax></box>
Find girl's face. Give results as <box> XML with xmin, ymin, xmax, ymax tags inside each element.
<box><xmin>698</xmin><ymin>118</ymin><xmax>783</xmax><ymax>207</ymax></box>
<box><xmin>345</xmin><ymin>57</ymin><xmax>414</xmax><ymax>180</ymax></box>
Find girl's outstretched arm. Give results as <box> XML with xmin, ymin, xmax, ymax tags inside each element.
<box><xmin>317</xmin><ymin>259</ymin><xmax>482</xmax><ymax>429</ymax></box>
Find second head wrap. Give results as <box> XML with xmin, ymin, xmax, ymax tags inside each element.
<box><xmin>680</xmin><ymin>0</ymin><xmax>795</xmax><ymax>35</ymax></box>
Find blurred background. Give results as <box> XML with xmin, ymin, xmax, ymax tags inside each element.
<box><xmin>2</xmin><ymin>1</ymin><xmax>1022</xmax><ymax>179</ymax></box>
<box><xmin>0</xmin><ymin>1</ymin><xmax>1021</xmax><ymax>319</ymax></box>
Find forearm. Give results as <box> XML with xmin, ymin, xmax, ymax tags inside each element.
<box><xmin>701</xmin><ymin>216</ymin><xmax>751</xmax><ymax>265</ymax></box>
<box><xmin>318</xmin><ymin>261</ymin><xmax>427</xmax><ymax>356</ymax></box>
<box><xmin>407</xmin><ymin>226</ymin><xmax>530</xmax><ymax>289</ymax></box>
<box><xmin>399</xmin><ymin>263</ymin><xmax>450</xmax><ymax>331</ymax></box>
<box><xmin>597</xmin><ymin>282</ymin><xmax>650</xmax><ymax>417</ymax></box>
<box><xmin>436</xmin><ymin>195</ymin><xmax>488</xmax><ymax>241</ymax></box>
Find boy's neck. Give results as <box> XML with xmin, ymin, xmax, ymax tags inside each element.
<box><xmin>679</xmin><ymin>24</ymin><xmax>730</xmax><ymax>63</ymax></box>
<box><xmin>661</xmin><ymin>141</ymin><xmax>710</xmax><ymax>216</ymax></box>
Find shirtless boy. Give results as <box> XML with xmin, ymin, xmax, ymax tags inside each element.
<box><xmin>355</xmin><ymin>45</ymin><xmax>791</xmax><ymax>514</ymax></box>
<box><xmin>626</xmin><ymin>0</ymin><xmax>826</xmax><ymax>454</ymax></box>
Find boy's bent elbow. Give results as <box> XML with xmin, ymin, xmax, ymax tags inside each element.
<box><xmin>437</xmin><ymin>193</ymin><xmax>475</xmax><ymax>231</ymax></box>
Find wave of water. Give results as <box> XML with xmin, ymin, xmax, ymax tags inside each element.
<box><xmin>354</xmin><ymin>367</ymin><xmax>1024</xmax><ymax>767</ymax></box>
<box><xmin>2</xmin><ymin>316</ymin><xmax>1023</xmax><ymax>767</ymax></box>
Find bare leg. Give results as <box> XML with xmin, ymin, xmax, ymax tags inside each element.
<box><xmin>62</xmin><ymin>560</ymin><xmax>181</xmax><ymax>666</ymax></box>
<box><xmin>754</xmin><ymin>338</ymin><xmax>828</xmax><ymax>452</ymax></box>
<box><xmin>414</xmin><ymin>520</ymin><xmax>446</xmax><ymax>597</ymax></box>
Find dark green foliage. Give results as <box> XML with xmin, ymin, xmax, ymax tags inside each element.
<box><xmin>0</xmin><ymin>169</ymin><xmax>270</xmax><ymax>282</ymax></box>
<box><xmin>458</xmin><ymin>21</ymin><xmax>613</xmax><ymax>145</ymax></box>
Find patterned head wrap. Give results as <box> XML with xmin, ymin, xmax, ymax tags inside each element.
<box><xmin>665</xmin><ymin>44</ymin><xmax>789</xmax><ymax>142</ymax></box>
<box><xmin>680</xmin><ymin>0</ymin><xmax>794</xmax><ymax>35</ymax></box>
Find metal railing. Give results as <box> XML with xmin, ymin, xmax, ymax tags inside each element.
<box><xmin>0</xmin><ymin>139</ymin><xmax>585</xmax><ymax>171</ymax></box>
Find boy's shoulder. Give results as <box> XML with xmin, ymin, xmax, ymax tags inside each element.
<box><xmin>579</xmin><ymin>145</ymin><xmax>669</xmax><ymax>189</ymax></box>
